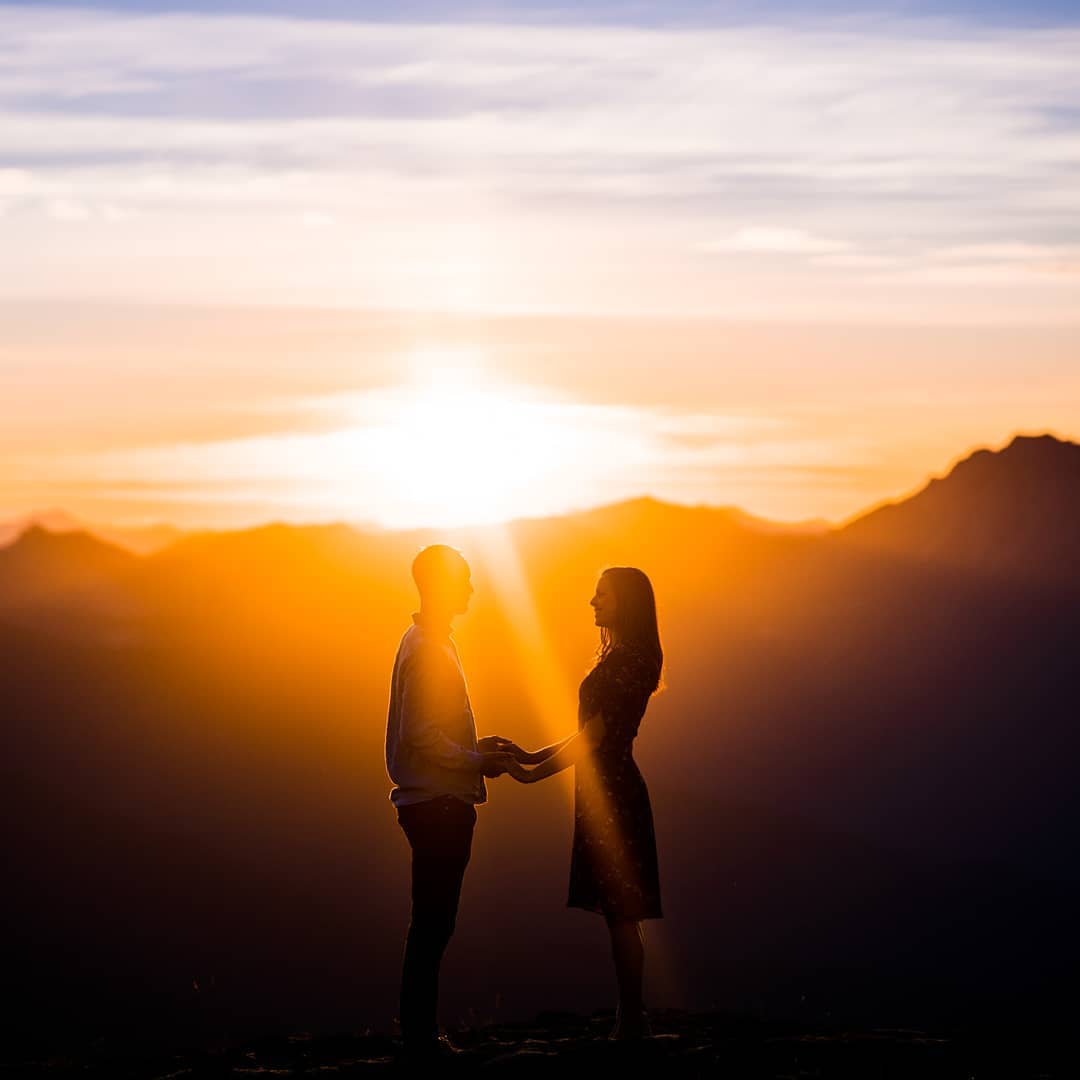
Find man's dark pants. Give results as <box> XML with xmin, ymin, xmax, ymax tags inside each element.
<box><xmin>397</xmin><ymin>794</ymin><xmax>477</xmax><ymax>1045</ymax></box>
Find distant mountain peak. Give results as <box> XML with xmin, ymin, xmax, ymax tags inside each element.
<box><xmin>927</xmin><ymin>432</ymin><xmax>1080</xmax><ymax>494</ymax></box>
<box><xmin>1005</xmin><ymin>431</ymin><xmax>1075</xmax><ymax>452</ymax></box>
<box><xmin>9</xmin><ymin>524</ymin><xmax>132</xmax><ymax>561</ymax></box>
<box><xmin>838</xmin><ymin>431</ymin><xmax>1080</xmax><ymax>583</ymax></box>
<box><xmin>957</xmin><ymin>431</ymin><xmax>1077</xmax><ymax>467</ymax></box>
<box><xmin>0</xmin><ymin>525</ymin><xmax>135</xmax><ymax>613</ymax></box>
<box><xmin>31</xmin><ymin>508</ymin><xmax>84</xmax><ymax>529</ymax></box>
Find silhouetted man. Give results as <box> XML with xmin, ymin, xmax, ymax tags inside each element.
<box><xmin>385</xmin><ymin>544</ymin><xmax>513</xmax><ymax>1059</ymax></box>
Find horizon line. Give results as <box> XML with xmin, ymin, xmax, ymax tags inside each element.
<box><xmin>3</xmin><ymin>427</ymin><xmax>1076</xmax><ymax>548</ymax></box>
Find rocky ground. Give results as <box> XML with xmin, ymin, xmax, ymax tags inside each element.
<box><xmin>1</xmin><ymin>1010</ymin><xmax>1071</xmax><ymax>1078</ymax></box>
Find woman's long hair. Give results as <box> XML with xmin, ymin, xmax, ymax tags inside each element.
<box><xmin>597</xmin><ymin>566</ymin><xmax>664</xmax><ymax>693</ymax></box>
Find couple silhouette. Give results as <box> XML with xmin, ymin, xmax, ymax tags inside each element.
<box><xmin>385</xmin><ymin>544</ymin><xmax>663</xmax><ymax>1061</ymax></box>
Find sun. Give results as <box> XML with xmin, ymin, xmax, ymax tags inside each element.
<box><xmin>356</xmin><ymin>353</ymin><xmax>588</xmax><ymax>529</ymax></box>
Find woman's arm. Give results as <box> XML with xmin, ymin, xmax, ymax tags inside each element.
<box><xmin>515</xmin><ymin>714</ymin><xmax>605</xmax><ymax>783</ymax></box>
<box><xmin>510</xmin><ymin>733</ymin><xmax>575</xmax><ymax>765</ymax></box>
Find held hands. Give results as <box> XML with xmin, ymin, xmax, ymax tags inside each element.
<box><xmin>477</xmin><ymin>751</ymin><xmax>533</xmax><ymax>781</ymax></box>
<box><xmin>477</xmin><ymin>736</ymin><xmax>517</xmax><ymax>779</ymax></box>
<box><xmin>477</xmin><ymin>735</ymin><xmax>538</xmax><ymax>764</ymax></box>
<box><xmin>476</xmin><ymin>735</ymin><xmax>534</xmax><ymax>782</ymax></box>
<box><xmin>477</xmin><ymin>735</ymin><xmax>516</xmax><ymax>755</ymax></box>
<box><xmin>478</xmin><ymin>751</ymin><xmax>516</xmax><ymax>778</ymax></box>
<box><xmin>476</xmin><ymin>736</ymin><xmax>511</xmax><ymax>779</ymax></box>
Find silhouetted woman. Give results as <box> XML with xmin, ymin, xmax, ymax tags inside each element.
<box><xmin>507</xmin><ymin>566</ymin><xmax>663</xmax><ymax>1039</ymax></box>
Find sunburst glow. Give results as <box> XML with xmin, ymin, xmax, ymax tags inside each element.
<box><xmin>351</xmin><ymin>352</ymin><xmax>594</xmax><ymax>528</ymax></box>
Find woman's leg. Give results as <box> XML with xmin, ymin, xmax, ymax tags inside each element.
<box><xmin>606</xmin><ymin>916</ymin><xmax>646</xmax><ymax>1035</ymax></box>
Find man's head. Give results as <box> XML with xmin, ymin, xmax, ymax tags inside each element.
<box><xmin>411</xmin><ymin>544</ymin><xmax>474</xmax><ymax>616</ymax></box>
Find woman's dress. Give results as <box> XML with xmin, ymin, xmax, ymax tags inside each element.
<box><xmin>567</xmin><ymin>642</ymin><xmax>662</xmax><ymax>920</ymax></box>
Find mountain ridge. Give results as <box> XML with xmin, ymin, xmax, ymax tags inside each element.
<box><xmin>0</xmin><ymin>496</ymin><xmax>823</xmax><ymax>558</ymax></box>
<box><xmin>3</xmin><ymin>431</ymin><xmax>1074</xmax><ymax>559</ymax></box>
<box><xmin>836</xmin><ymin>431</ymin><xmax>1080</xmax><ymax>583</ymax></box>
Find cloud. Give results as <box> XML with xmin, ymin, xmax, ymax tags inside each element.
<box><xmin>46</xmin><ymin>198</ymin><xmax>90</xmax><ymax>221</ymax></box>
<box><xmin>700</xmin><ymin>227</ymin><xmax>851</xmax><ymax>255</ymax></box>
<box><xmin>930</xmin><ymin>242</ymin><xmax>1080</xmax><ymax>261</ymax></box>
<box><xmin>811</xmin><ymin>253</ymin><xmax>901</xmax><ymax>269</ymax></box>
<box><xmin>298</xmin><ymin>209</ymin><xmax>335</xmax><ymax>227</ymax></box>
<box><xmin>101</xmin><ymin>202</ymin><xmax>139</xmax><ymax>222</ymax></box>
<box><xmin>0</xmin><ymin>7</ymin><xmax>1078</xmax><ymax>317</ymax></box>
<box><xmin>43</xmin><ymin>375</ymin><xmax>854</xmax><ymax>528</ymax></box>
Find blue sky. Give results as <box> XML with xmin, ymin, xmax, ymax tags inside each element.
<box><xmin>7</xmin><ymin>1</ymin><xmax>1080</xmax><ymax>26</ymax></box>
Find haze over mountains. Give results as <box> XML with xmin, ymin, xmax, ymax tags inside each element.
<box><xmin>3</xmin><ymin>433</ymin><xmax>1078</xmax><ymax>1048</ymax></box>
<box><xmin>0</xmin><ymin>509</ymin><xmax>184</xmax><ymax>557</ymax></box>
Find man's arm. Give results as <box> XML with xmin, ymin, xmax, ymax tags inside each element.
<box><xmin>399</xmin><ymin>646</ymin><xmax>513</xmax><ymax>777</ymax></box>
<box><xmin>400</xmin><ymin>648</ymin><xmax>484</xmax><ymax>769</ymax></box>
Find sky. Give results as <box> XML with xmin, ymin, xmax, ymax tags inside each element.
<box><xmin>2</xmin><ymin>1</ymin><xmax>1079</xmax><ymax>529</ymax></box>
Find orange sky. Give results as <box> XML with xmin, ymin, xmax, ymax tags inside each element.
<box><xmin>4</xmin><ymin>303</ymin><xmax>1079</xmax><ymax>530</ymax></box>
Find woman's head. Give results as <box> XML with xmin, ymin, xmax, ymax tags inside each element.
<box><xmin>591</xmin><ymin>566</ymin><xmax>663</xmax><ymax>688</ymax></box>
